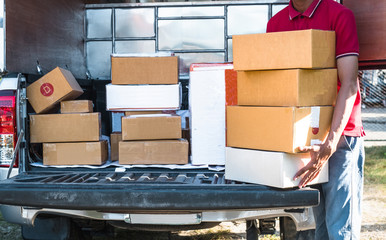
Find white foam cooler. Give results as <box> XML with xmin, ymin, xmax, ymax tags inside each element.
<box><xmin>225</xmin><ymin>147</ymin><xmax>329</xmax><ymax>188</ymax></box>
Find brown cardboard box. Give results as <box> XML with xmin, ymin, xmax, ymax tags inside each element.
<box><xmin>237</xmin><ymin>69</ymin><xmax>337</xmax><ymax>106</ymax></box>
<box><xmin>119</xmin><ymin>139</ymin><xmax>189</xmax><ymax>165</ymax></box>
<box><xmin>233</xmin><ymin>29</ymin><xmax>336</xmax><ymax>71</ymax></box>
<box><xmin>121</xmin><ymin>115</ymin><xmax>181</xmax><ymax>140</ymax></box>
<box><xmin>61</xmin><ymin>100</ymin><xmax>93</xmax><ymax>113</ymax></box>
<box><xmin>110</xmin><ymin>132</ymin><xmax>122</xmax><ymax>161</ymax></box>
<box><xmin>124</xmin><ymin>111</ymin><xmax>163</xmax><ymax>116</ymax></box>
<box><xmin>111</xmin><ymin>56</ymin><xmax>178</xmax><ymax>84</ymax></box>
<box><xmin>30</xmin><ymin>113</ymin><xmax>101</xmax><ymax>143</ymax></box>
<box><xmin>27</xmin><ymin>67</ymin><xmax>84</xmax><ymax>114</ymax></box>
<box><xmin>43</xmin><ymin>141</ymin><xmax>107</xmax><ymax>165</ymax></box>
<box><xmin>227</xmin><ymin>106</ymin><xmax>333</xmax><ymax>153</ymax></box>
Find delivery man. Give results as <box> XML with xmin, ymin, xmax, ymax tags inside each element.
<box><xmin>267</xmin><ymin>0</ymin><xmax>365</xmax><ymax>239</ymax></box>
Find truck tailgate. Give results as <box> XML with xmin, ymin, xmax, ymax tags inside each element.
<box><xmin>0</xmin><ymin>170</ymin><xmax>319</xmax><ymax>211</ymax></box>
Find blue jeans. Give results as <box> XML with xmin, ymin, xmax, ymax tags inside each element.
<box><xmin>313</xmin><ymin>136</ymin><xmax>365</xmax><ymax>240</ymax></box>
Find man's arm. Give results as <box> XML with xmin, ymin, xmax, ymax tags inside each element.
<box><xmin>294</xmin><ymin>55</ymin><xmax>359</xmax><ymax>188</ymax></box>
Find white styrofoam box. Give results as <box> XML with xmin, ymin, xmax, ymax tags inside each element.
<box><xmin>225</xmin><ymin>147</ymin><xmax>329</xmax><ymax>188</ymax></box>
<box><xmin>189</xmin><ymin>63</ymin><xmax>236</xmax><ymax>165</ymax></box>
<box><xmin>106</xmin><ymin>83</ymin><xmax>181</xmax><ymax>111</ymax></box>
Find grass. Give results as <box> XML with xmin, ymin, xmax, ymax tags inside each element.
<box><xmin>0</xmin><ymin>213</ymin><xmax>21</xmax><ymax>240</ymax></box>
<box><xmin>364</xmin><ymin>146</ymin><xmax>386</xmax><ymax>185</ymax></box>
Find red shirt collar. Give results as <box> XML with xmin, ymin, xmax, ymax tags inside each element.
<box><xmin>289</xmin><ymin>0</ymin><xmax>322</xmax><ymax>20</ymax></box>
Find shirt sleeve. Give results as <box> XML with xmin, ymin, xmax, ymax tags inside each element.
<box><xmin>266</xmin><ymin>17</ymin><xmax>275</xmax><ymax>33</ymax></box>
<box><xmin>334</xmin><ymin>8</ymin><xmax>359</xmax><ymax>58</ymax></box>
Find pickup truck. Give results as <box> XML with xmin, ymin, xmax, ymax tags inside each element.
<box><xmin>0</xmin><ymin>0</ymin><xmax>382</xmax><ymax>240</ymax></box>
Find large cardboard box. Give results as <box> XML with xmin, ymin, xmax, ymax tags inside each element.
<box><xmin>61</xmin><ymin>100</ymin><xmax>93</xmax><ymax>113</ymax></box>
<box><xmin>119</xmin><ymin>139</ymin><xmax>188</xmax><ymax>165</ymax></box>
<box><xmin>225</xmin><ymin>147</ymin><xmax>328</xmax><ymax>188</ymax></box>
<box><xmin>106</xmin><ymin>84</ymin><xmax>181</xmax><ymax>111</ymax></box>
<box><xmin>43</xmin><ymin>141</ymin><xmax>108</xmax><ymax>166</ymax></box>
<box><xmin>27</xmin><ymin>67</ymin><xmax>84</xmax><ymax>114</ymax></box>
<box><xmin>189</xmin><ymin>63</ymin><xmax>237</xmax><ymax>165</ymax></box>
<box><xmin>233</xmin><ymin>29</ymin><xmax>336</xmax><ymax>71</ymax></box>
<box><xmin>237</xmin><ymin>69</ymin><xmax>337</xmax><ymax>106</ymax></box>
<box><xmin>30</xmin><ymin>113</ymin><xmax>101</xmax><ymax>143</ymax></box>
<box><xmin>110</xmin><ymin>132</ymin><xmax>122</xmax><ymax>161</ymax></box>
<box><xmin>111</xmin><ymin>55</ymin><xmax>178</xmax><ymax>85</ymax></box>
<box><xmin>121</xmin><ymin>114</ymin><xmax>181</xmax><ymax>140</ymax></box>
<box><xmin>227</xmin><ymin>106</ymin><xmax>333</xmax><ymax>153</ymax></box>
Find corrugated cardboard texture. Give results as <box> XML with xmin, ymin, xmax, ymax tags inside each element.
<box><xmin>226</xmin><ymin>106</ymin><xmax>333</xmax><ymax>153</ymax></box>
<box><xmin>225</xmin><ymin>69</ymin><xmax>238</xmax><ymax>106</ymax></box>
<box><xmin>119</xmin><ymin>139</ymin><xmax>188</xmax><ymax>165</ymax></box>
<box><xmin>26</xmin><ymin>67</ymin><xmax>83</xmax><ymax>114</ymax></box>
<box><xmin>237</xmin><ymin>69</ymin><xmax>337</xmax><ymax>106</ymax></box>
<box><xmin>225</xmin><ymin>147</ymin><xmax>328</xmax><ymax>188</ymax></box>
<box><xmin>125</xmin><ymin>111</ymin><xmax>163</xmax><ymax>116</ymax></box>
<box><xmin>30</xmin><ymin>113</ymin><xmax>101</xmax><ymax>143</ymax></box>
<box><xmin>111</xmin><ymin>56</ymin><xmax>178</xmax><ymax>84</ymax></box>
<box><xmin>121</xmin><ymin>115</ymin><xmax>181</xmax><ymax>140</ymax></box>
<box><xmin>233</xmin><ymin>29</ymin><xmax>336</xmax><ymax>71</ymax></box>
<box><xmin>43</xmin><ymin>141</ymin><xmax>107</xmax><ymax>165</ymax></box>
<box><xmin>61</xmin><ymin>100</ymin><xmax>93</xmax><ymax>113</ymax></box>
<box><xmin>110</xmin><ymin>132</ymin><xmax>122</xmax><ymax>161</ymax></box>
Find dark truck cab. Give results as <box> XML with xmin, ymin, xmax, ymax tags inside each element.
<box><xmin>0</xmin><ymin>0</ymin><xmax>382</xmax><ymax>239</ymax></box>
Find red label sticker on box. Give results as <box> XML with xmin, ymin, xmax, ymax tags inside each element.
<box><xmin>40</xmin><ymin>83</ymin><xmax>54</xmax><ymax>97</ymax></box>
<box><xmin>311</xmin><ymin>107</ymin><xmax>320</xmax><ymax>135</ymax></box>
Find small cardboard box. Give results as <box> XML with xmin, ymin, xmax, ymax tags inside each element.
<box><xmin>26</xmin><ymin>67</ymin><xmax>84</xmax><ymax>114</ymax></box>
<box><xmin>119</xmin><ymin>139</ymin><xmax>188</xmax><ymax>165</ymax></box>
<box><xmin>30</xmin><ymin>113</ymin><xmax>101</xmax><ymax>143</ymax></box>
<box><xmin>110</xmin><ymin>132</ymin><xmax>122</xmax><ymax>161</ymax></box>
<box><xmin>106</xmin><ymin>84</ymin><xmax>181</xmax><ymax>111</ymax></box>
<box><xmin>225</xmin><ymin>147</ymin><xmax>328</xmax><ymax>188</ymax></box>
<box><xmin>43</xmin><ymin>141</ymin><xmax>108</xmax><ymax>166</ymax></box>
<box><xmin>61</xmin><ymin>100</ymin><xmax>93</xmax><ymax>113</ymax></box>
<box><xmin>227</xmin><ymin>106</ymin><xmax>333</xmax><ymax>153</ymax></box>
<box><xmin>189</xmin><ymin>63</ymin><xmax>237</xmax><ymax>165</ymax></box>
<box><xmin>122</xmin><ymin>114</ymin><xmax>181</xmax><ymax>140</ymax></box>
<box><xmin>238</xmin><ymin>68</ymin><xmax>337</xmax><ymax>106</ymax></box>
<box><xmin>233</xmin><ymin>29</ymin><xmax>336</xmax><ymax>71</ymax></box>
<box><xmin>111</xmin><ymin>55</ymin><xmax>178</xmax><ymax>85</ymax></box>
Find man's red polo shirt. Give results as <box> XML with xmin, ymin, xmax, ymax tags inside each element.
<box><xmin>267</xmin><ymin>0</ymin><xmax>364</xmax><ymax>137</ymax></box>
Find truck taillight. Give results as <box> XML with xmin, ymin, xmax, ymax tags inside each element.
<box><xmin>0</xmin><ymin>95</ymin><xmax>17</xmax><ymax>167</ymax></box>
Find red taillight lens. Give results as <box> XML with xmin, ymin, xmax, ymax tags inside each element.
<box><xmin>0</xmin><ymin>95</ymin><xmax>17</xmax><ymax>167</ymax></box>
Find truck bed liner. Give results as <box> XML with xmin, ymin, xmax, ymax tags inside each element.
<box><xmin>0</xmin><ymin>170</ymin><xmax>319</xmax><ymax>211</ymax></box>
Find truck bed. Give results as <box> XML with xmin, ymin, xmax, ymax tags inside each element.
<box><xmin>0</xmin><ymin>169</ymin><xmax>318</xmax><ymax>211</ymax></box>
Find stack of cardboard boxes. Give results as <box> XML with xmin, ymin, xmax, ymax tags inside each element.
<box><xmin>107</xmin><ymin>54</ymin><xmax>188</xmax><ymax>165</ymax></box>
<box><xmin>225</xmin><ymin>29</ymin><xmax>337</xmax><ymax>188</ymax></box>
<box><xmin>27</xmin><ymin>67</ymin><xmax>107</xmax><ymax>166</ymax></box>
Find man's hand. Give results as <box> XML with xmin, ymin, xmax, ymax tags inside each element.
<box><xmin>294</xmin><ymin>56</ymin><xmax>359</xmax><ymax>188</ymax></box>
<box><xmin>294</xmin><ymin>142</ymin><xmax>335</xmax><ymax>188</ymax></box>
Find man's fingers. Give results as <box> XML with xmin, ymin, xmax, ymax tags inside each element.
<box><xmin>298</xmin><ymin>146</ymin><xmax>312</xmax><ymax>152</ymax></box>
<box><xmin>298</xmin><ymin>169</ymin><xmax>321</xmax><ymax>188</ymax></box>
<box><xmin>294</xmin><ymin>166</ymin><xmax>308</xmax><ymax>180</ymax></box>
<box><xmin>298</xmin><ymin>145</ymin><xmax>321</xmax><ymax>152</ymax></box>
<box><xmin>294</xmin><ymin>159</ymin><xmax>317</xmax><ymax>180</ymax></box>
